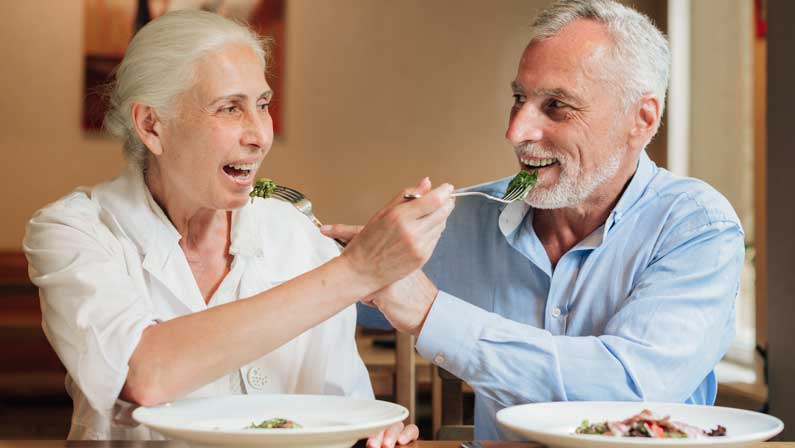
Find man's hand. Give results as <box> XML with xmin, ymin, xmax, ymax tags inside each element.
<box><xmin>365</xmin><ymin>270</ymin><xmax>439</xmax><ymax>336</ymax></box>
<box><xmin>321</xmin><ymin>211</ymin><xmax>441</xmax><ymax>336</ymax></box>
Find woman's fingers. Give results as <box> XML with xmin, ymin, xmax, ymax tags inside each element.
<box><xmin>397</xmin><ymin>424</ymin><xmax>420</xmax><ymax>445</ymax></box>
<box><xmin>380</xmin><ymin>421</ymin><xmax>406</xmax><ymax>448</ymax></box>
<box><xmin>381</xmin><ymin>177</ymin><xmax>433</xmax><ymax>210</ymax></box>
<box><xmin>397</xmin><ymin>183</ymin><xmax>454</xmax><ymax>220</ymax></box>
<box><xmin>366</xmin><ymin>428</ymin><xmax>385</xmax><ymax>448</ymax></box>
<box><xmin>320</xmin><ymin>224</ymin><xmax>363</xmax><ymax>242</ymax></box>
<box><xmin>339</xmin><ymin>177</ymin><xmax>455</xmax><ymax>291</ymax></box>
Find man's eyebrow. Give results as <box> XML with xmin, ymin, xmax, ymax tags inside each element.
<box><xmin>511</xmin><ymin>81</ymin><xmax>584</xmax><ymax>105</ymax></box>
<box><xmin>532</xmin><ymin>88</ymin><xmax>583</xmax><ymax>104</ymax></box>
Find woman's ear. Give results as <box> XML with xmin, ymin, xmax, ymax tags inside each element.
<box><xmin>131</xmin><ymin>103</ymin><xmax>164</xmax><ymax>156</ymax></box>
<box><xmin>628</xmin><ymin>95</ymin><xmax>661</xmax><ymax>151</ymax></box>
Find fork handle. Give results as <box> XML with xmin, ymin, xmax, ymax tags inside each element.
<box><xmin>403</xmin><ymin>192</ymin><xmax>483</xmax><ymax>199</ymax></box>
<box><xmin>403</xmin><ymin>191</ymin><xmax>511</xmax><ymax>203</ymax></box>
<box><xmin>308</xmin><ymin>215</ymin><xmax>348</xmax><ymax>248</ymax></box>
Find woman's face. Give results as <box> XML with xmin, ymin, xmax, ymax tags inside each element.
<box><xmin>155</xmin><ymin>43</ymin><xmax>273</xmax><ymax>211</ymax></box>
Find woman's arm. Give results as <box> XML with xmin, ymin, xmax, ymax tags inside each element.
<box><xmin>121</xmin><ymin>181</ymin><xmax>454</xmax><ymax>405</ymax></box>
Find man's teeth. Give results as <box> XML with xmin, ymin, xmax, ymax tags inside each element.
<box><xmin>521</xmin><ymin>157</ymin><xmax>558</xmax><ymax>167</ymax></box>
<box><xmin>227</xmin><ymin>162</ymin><xmax>257</xmax><ymax>170</ymax></box>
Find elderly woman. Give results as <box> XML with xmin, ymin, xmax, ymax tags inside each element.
<box><xmin>23</xmin><ymin>10</ymin><xmax>453</xmax><ymax>447</ymax></box>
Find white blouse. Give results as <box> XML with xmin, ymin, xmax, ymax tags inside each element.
<box><xmin>23</xmin><ymin>166</ymin><xmax>373</xmax><ymax>440</ymax></box>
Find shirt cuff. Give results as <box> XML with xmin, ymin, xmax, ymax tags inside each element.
<box><xmin>416</xmin><ymin>290</ymin><xmax>485</xmax><ymax>379</ymax></box>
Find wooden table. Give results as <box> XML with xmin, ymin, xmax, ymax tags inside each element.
<box><xmin>0</xmin><ymin>441</ymin><xmax>792</xmax><ymax>447</ymax></box>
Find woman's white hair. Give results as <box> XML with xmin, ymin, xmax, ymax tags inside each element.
<box><xmin>531</xmin><ymin>0</ymin><xmax>670</xmax><ymax>116</ymax></box>
<box><xmin>103</xmin><ymin>9</ymin><xmax>270</xmax><ymax>169</ymax></box>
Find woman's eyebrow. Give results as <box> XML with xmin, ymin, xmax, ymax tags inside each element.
<box><xmin>210</xmin><ymin>90</ymin><xmax>273</xmax><ymax>104</ymax></box>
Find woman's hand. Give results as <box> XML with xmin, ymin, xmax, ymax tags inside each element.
<box><xmin>366</xmin><ymin>421</ymin><xmax>420</xmax><ymax>448</ymax></box>
<box><xmin>331</xmin><ymin>178</ymin><xmax>455</xmax><ymax>294</ymax></box>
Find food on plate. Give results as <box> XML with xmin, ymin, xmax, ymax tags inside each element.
<box><xmin>245</xmin><ymin>417</ymin><xmax>302</xmax><ymax>429</ymax></box>
<box><xmin>250</xmin><ymin>178</ymin><xmax>277</xmax><ymax>202</ymax></box>
<box><xmin>575</xmin><ymin>409</ymin><xmax>726</xmax><ymax>438</ymax></box>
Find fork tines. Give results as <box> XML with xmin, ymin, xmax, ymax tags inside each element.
<box><xmin>502</xmin><ymin>186</ymin><xmax>525</xmax><ymax>202</ymax></box>
<box><xmin>272</xmin><ymin>185</ymin><xmax>304</xmax><ymax>201</ymax></box>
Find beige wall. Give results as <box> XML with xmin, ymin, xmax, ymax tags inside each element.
<box><xmin>0</xmin><ymin>0</ymin><xmax>550</xmax><ymax>249</ymax></box>
<box><xmin>0</xmin><ymin>0</ymin><xmax>676</xmax><ymax>250</ymax></box>
<box><xmin>0</xmin><ymin>2</ymin><xmax>126</xmax><ymax>249</ymax></box>
<box><xmin>689</xmin><ymin>0</ymin><xmax>754</xmax><ymax>239</ymax></box>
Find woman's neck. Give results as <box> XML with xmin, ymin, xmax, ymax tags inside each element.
<box><xmin>144</xmin><ymin>163</ymin><xmax>228</xmax><ymax>251</ymax></box>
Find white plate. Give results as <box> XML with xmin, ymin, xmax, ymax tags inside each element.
<box><xmin>132</xmin><ymin>394</ymin><xmax>408</xmax><ymax>448</ymax></box>
<box><xmin>497</xmin><ymin>401</ymin><xmax>783</xmax><ymax>448</ymax></box>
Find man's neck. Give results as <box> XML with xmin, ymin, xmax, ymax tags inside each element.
<box><xmin>533</xmin><ymin>163</ymin><xmax>636</xmax><ymax>268</ymax></box>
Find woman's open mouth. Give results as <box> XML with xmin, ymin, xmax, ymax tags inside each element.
<box><xmin>222</xmin><ymin>162</ymin><xmax>257</xmax><ymax>183</ymax></box>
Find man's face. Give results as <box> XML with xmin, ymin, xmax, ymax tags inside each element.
<box><xmin>506</xmin><ymin>19</ymin><xmax>633</xmax><ymax>209</ymax></box>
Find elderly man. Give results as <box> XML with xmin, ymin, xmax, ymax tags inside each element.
<box><xmin>326</xmin><ymin>0</ymin><xmax>744</xmax><ymax>441</ymax></box>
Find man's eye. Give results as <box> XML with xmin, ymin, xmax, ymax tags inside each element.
<box><xmin>544</xmin><ymin>99</ymin><xmax>571</xmax><ymax>120</ymax></box>
<box><xmin>512</xmin><ymin>94</ymin><xmax>526</xmax><ymax>106</ymax></box>
<box><xmin>221</xmin><ymin>105</ymin><xmax>239</xmax><ymax>114</ymax></box>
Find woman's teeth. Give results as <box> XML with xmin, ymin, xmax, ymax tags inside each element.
<box><xmin>223</xmin><ymin>163</ymin><xmax>256</xmax><ymax>179</ymax></box>
<box><xmin>228</xmin><ymin>162</ymin><xmax>257</xmax><ymax>171</ymax></box>
<box><xmin>521</xmin><ymin>157</ymin><xmax>558</xmax><ymax>167</ymax></box>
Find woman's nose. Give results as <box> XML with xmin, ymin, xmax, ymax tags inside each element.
<box><xmin>242</xmin><ymin>110</ymin><xmax>273</xmax><ymax>150</ymax></box>
<box><xmin>505</xmin><ymin>105</ymin><xmax>544</xmax><ymax>147</ymax></box>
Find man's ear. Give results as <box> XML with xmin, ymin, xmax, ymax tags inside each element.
<box><xmin>131</xmin><ymin>103</ymin><xmax>165</xmax><ymax>156</ymax></box>
<box><xmin>628</xmin><ymin>95</ymin><xmax>661</xmax><ymax>151</ymax></box>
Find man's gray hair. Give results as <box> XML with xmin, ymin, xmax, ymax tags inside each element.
<box><xmin>103</xmin><ymin>9</ymin><xmax>270</xmax><ymax>169</ymax></box>
<box><xmin>531</xmin><ymin>0</ymin><xmax>670</xmax><ymax>116</ymax></box>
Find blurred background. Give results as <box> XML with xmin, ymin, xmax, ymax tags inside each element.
<box><xmin>0</xmin><ymin>0</ymin><xmax>792</xmax><ymax>441</ymax></box>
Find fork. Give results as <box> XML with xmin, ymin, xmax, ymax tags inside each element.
<box><xmin>270</xmin><ymin>185</ymin><xmax>349</xmax><ymax>248</ymax></box>
<box><xmin>460</xmin><ymin>442</ymin><xmax>485</xmax><ymax>448</ymax></box>
<box><xmin>403</xmin><ymin>184</ymin><xmax>529</xmax><ymax>204</ymax></box>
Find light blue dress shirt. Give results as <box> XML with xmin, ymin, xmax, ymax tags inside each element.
<box><xmin>358</xmin><ymin>151</ymin><xmax>744</xmax><ymax>440</ymax></box>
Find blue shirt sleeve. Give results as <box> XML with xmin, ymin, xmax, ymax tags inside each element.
<box><xmin>416</xmin><ymin>219</ymin><xmax>744</xmax><ymax>408</ymax></box>
<box><xmin>356</xmin><ymin>301</ymin><xmax>394</xmax><ymax>330</ymax></box>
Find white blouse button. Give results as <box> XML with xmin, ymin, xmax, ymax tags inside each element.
<box><xmin>433</xmin><ymin>354</ymin><xmax>446</xmax><ymax>365</ymax></box>
<box><xmin>551</xmin><ymin>307</ymin><xmax>562</xmax><ymax>318</ymax></box>
<box><xmin>246</xmin><ymin>367</ymin><xmax>269</xmax><ymax>389</ymax></box>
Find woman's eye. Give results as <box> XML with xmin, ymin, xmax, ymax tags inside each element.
<box><xmin>221</xmin><ymin>105</ymin><xmax>239</xmax><ymax>114</ymax></box>
<box><xmin>258</xmin><ymin>102</ymin><xmax>270</xmax><ymax>111</ymax></box>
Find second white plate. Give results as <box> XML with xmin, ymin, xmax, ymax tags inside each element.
<box><xmin>132</xmin><ymin>394</ymin><xmax>408</xmax><ymax>448</ymax></box>
<box><xmin>497</xmin><ymin>401</ymin><xmax>783</xmax><ymax>448</ymax></box>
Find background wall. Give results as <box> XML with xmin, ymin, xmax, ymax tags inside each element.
<box><xmin>0</xmin><ymin>0</ymin><xmax>676</xmax><ymax>250</ymax></box>
<box><xmin>689</xmin><ymin>0</ymin><xmax>754</xmax><ymax>239</ymax></box>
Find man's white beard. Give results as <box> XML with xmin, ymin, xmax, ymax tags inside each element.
<box><xmin>517</xmin><ymin>145</ymin><xmax>623</xmax><ymax>209</ymax></box>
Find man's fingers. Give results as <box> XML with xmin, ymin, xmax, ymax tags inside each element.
<box><xmin>397</xmin><ymin>424</ymin><xmax>420</xmax><ymax>445</ymax></box>
<box><xmin>320</xmin><ymin>224</ymin><xmax>363</xmax><ymax>242</ymax></box>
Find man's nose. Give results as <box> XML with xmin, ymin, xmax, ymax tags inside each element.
<box><xmin>505</xmin><ymin>106</ymin><xmax>544</xmax><ymax>146</ymax></box>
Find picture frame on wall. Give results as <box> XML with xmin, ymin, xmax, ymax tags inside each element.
<box><xmin>83</xmin><ymin>0</ymin><xmax>285</xmax><ymax>134</ymax></box>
